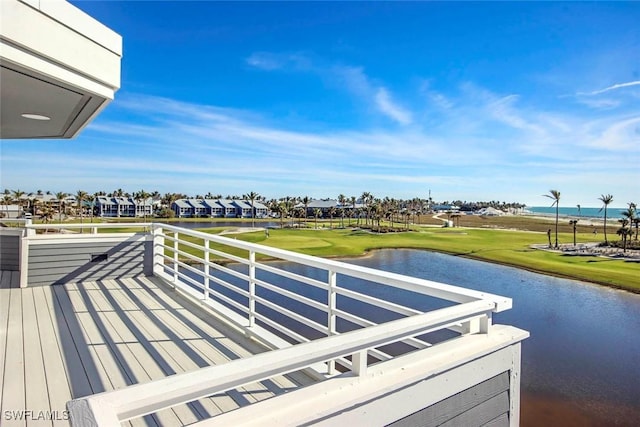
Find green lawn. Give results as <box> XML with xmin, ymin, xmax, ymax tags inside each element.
<box><xmin>182</xmin><ymin>227</ymin><xmax>639</xmax><ymax>292</ymax></box>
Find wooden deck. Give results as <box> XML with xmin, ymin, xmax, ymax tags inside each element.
<box><xmin>0</xmin><ymin>272</ymin><xmax>315</xmax><ymax>426</ymax></box>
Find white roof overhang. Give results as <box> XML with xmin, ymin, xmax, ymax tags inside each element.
<box><xmin>0</xmin><ymin>0</ymin><xmax>122</xmax><ymax>139</ymax></box>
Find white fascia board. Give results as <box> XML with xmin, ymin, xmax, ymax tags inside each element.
<box><xmin>1</xmin><ymin>0</ymin><xmax>121</xmax><ymax>90</ymax></box>
<box><xmin>35</xmin><ymin>0</ymin><xmax>122</xmax><ymax>56</ymax></box>
<box><xmin>196</xmin><ymin>326</ymin><xmax>528</xmax><ymax>426</ymax></box>
<box><xmin>0</xmin><ymin>42</ymin><xmax>115</xmax><ymax>99</ymax></box>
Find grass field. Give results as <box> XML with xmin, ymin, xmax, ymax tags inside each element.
<box><xmin>38</xmin><ymin>215</ymin><xmax>638</xmax><ymax>292</ymax></box>
<box><xmin>176</xmin><ymin>225</ymin><xmax>639</xmax><ymax>293</ymax></box>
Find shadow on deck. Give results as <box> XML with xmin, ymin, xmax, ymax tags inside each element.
<box><xmin>0</xmin><ymin>274</ymin><xmax>314</xmax><ymax>427</ymax></box>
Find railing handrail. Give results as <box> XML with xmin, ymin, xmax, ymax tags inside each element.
<box><xmin>26</xmin><ymin>222</ymin><xmax>153</xmax><ymax>229</ymax></box>
<box><xmin>67</xmin><ymin>299</ymin><xmax>495</xmax><ymax>425</ymax></box>
<box><xmin>154</xmin><ymin>223</ymin><xmax>511</xmax><ymax>310</ymax></box>
<box><xmin>19</xmin><ymin>221</ymin><xmax>511</xmax><ymax>308</ymax></box>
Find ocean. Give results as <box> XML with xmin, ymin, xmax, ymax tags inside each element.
<box><xmin>526</xmin><ymin>206</ymin><xmax>627</xmax><ymax>219</ymax></box>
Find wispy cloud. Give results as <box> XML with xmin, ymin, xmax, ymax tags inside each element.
<box><xmin>246</xmin><ymin>52</ymin><xmax>413</xmax><ymax>125</ymax></box>
<box><xmin>375</xmin><ymin>88</ymin><xmax>412</xmax><ymax>125</ymax></box>
<box><xmin>578</xmin><ymin>80</ymin><xmax>640</xmax><ymax>96</ymax></box>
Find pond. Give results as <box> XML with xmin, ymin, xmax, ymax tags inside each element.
<box><xmin>190</xmin><ymin>248</ymin><xmax>640</xmax><ymax>425</ymax></box>
<box><xmin>345</xmin><ymin>250</ymin><xmax>640</xmax><ymax>425</ymax></box>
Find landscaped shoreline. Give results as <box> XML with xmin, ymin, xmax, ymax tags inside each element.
<box><xmin>186</xmin><ymin>223</ymin><xmax>639</xmax><ymax>293</ymax></box>
<box><xmin>28</xmin><ymin>215</ymin><xmax>639</xmax><ymax>292</ymax></box>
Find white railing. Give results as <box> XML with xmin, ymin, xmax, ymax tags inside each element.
<box><xmin>67</xmin><ymin>299</ymin><xmax>496</xmax><ymax>426</ymax></box>
<box><xmin>20</xmin><ymin>222</ymin><xmax>515</xmax><ymax>425</ymax></box>
<box><xmin>150</xmin><ymin>224</ymin><xmax>510</xmax><ymax>365</ymax></box>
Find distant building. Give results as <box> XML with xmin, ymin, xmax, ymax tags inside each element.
<box><xmin>0</xmin><ymin>204</ymin><xmax>22</xmax><ymax>219</ymax></box>
<box><xmin>95</xmin><ymin>196</ymin><xmax>154</xmax><ymax>217</ymax></box>
<box><xmin>171</xmin><ymin>199</ymin><xmax>269</xmax><ymax>218</ymax></box>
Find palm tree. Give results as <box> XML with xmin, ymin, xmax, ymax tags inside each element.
<box><xmin>136</xmin><ymin>189</ymin><xmax>150</xmax><ymax>221</ymax></box>
<box><xmin>569</xmin><ymin>219</ymin><xmax>578</xmax><ymax>246</ymax></box>
<box><xmin>76</xmin><ymin>190</ymin><xmax>88</xmax><ymax>231</ymax></box>
<box><xmin>350</xmin><ymin>196</ymin><xmax>357</xmax><ymax>226</ymax></box>
<box><xmin>277</xmin><ymin>202</ymin><xmax>288</xmax><ymax>228</ymax></box>
<box><xmin>598</xmin><ymin>194</ymin><xmax>614</xmax><ymax>244</ymax></box>
<box><xmin>627</xmin><ymin>202</ymin><xmax>638</xmax><ymax>241</ymax></box>
<box><xmin>338</xmin><ymin>194</ymin><xmax>346</xmax><ymax>227</ymax></box>
<box><xmin>12</xmin><ymin>189</ymin><xmax>25</xmax><ymax>215</ymax></box>
<box><xmin>300</xmin><ymin>196</ymin><xmax>310</xmax><ymax>226</ymax></box>
<box><xmin>2</xmin><ymin>194</ymin><xmax>12</xmax><ymax>218</ymax></box>
<box><xmin>327</xmin><ymin>206</ymin><xmax>337</xmax><ymax>229</ymax></box>
<box><xmin>617</xmin><ymin>219</ymin><xmax>632</xmax><ymax>253</ymax></box>
<box><xmin>55</xmin><ymin>191</ymin><xmax>67</xmax><ymax>223</ymax></box>
<box><xmin>244</xmin><ymin>191</ymin><xmax>260</xmax><ymax>227</ymax></box>
<box><xmin>361</xmin><ymin>192</ymin><xmax>372</xmax><ymax>226</ymax></box>
<box><xmin>543</xmin><ymin>190</ymin><xmax>561</xmax><ymax>248</ymax></box>
<box><xmin>313</xmin><ymin>208</ymin><xmax>322</xmax><ymax>229</ymax></box>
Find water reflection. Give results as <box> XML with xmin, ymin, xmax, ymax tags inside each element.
<box><xmin>347</xmin><ymin>250</ymin><xmax>640</xmax><ymax>424</ymax></box>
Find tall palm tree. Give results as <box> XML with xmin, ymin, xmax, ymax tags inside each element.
<box><xmin>244</xmin><ymin>191</ymin><xmax>260</xmax><ymax>227</ymax></box>
<box><xmin>313</xmin><ymin>208</ymin><xmax>322</xmax><ymax>229</ymax></box>
<box><xmin>12</xmin><ymin>189</ymin><xmax>25</xmax><ymax>215</ymax></box>
<box><xmin>327</xmin><ymin>206</ymin><xmax>337</xmax><ymax>229</ymax></box>
<box><xmin>598</xmin><ymin>194</ymin><xmax>614</xmax><ymax>244</ymax></box>
<box><xmin>136</xmin><ymin>189</ymin><xmax>150</xmax><ymax>221</ymax></box>
<box><xmin>543</xmin><ymin>190</ymin><xmax>561</xmax><ymax>248</ymax></box>
<box><xmin>627</xmin><ymin>202</ymin><xmax>638</xmax><ymax>241</ymax></box>
<box><xmin>617</xmin><ymin>219</ymin><xmax>632</xmax><ymax>253</ymax></box>
<box><xmin>55</xmin><ymin>191</ymin><xmax>67</xmax><ymax>223</ymax></box>
<box><xmin>2</xmin><ymin>194</ymin><xmax>12</xmax><ymax>218</ymax></box>
<box><xmin>361</xmin><ymin>192</ymin><xmax>373</xmax><ymax>226</ymax></box>
<box><xmin>76</xmin><ymin>190</ymin><xmax>88</xmax><ymax>231</ymax></box>
<box><xmin>301</xmin><ymin>196</ymin><xmax>311</xmax><ymax>226</ymax></box>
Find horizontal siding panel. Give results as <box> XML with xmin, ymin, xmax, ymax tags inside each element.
<box><xmin>440</xmin><ymin>391</ymin><xmax>509</xmax><ymax>427</ymax></box>
<box><xmin>29</xmin><ymin>252</ymin><xmax>144</xmax><ymax>265</ymax></box>
<box><xmin>27</xmin><ymin>240</ymin><xmax>149</xmax><ymax>286</ymax></box>
<box><xmin>482</xmin><ymin>413</ymin><xmax>509</xmax><ymax>427</ymax></box>
<box><xmin>28</xmin><ymin>260</ymin><xmax>145</xmax><ymax>278</ymax></box>
<box><xmin>0</xmin><ymin>235</ymin><xmax>20</xmax><ymax>270</ymax></box>
<box><xmin>29</xmin><ymin>243</ymin><xmax>145</xmax><ymax>257</ymax></box>
<box><xmin>387</xmin><ymin>372</ymin><xmax>509</xmax><ymax>427</ymax></box>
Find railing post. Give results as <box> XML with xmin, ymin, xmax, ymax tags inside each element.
<box><xmin>248</xmin><ymin>250</ymin><xmax>256</xmax><ymax>327</ymax></box>
<box><xmin>19</xmin><ymin>230</ymin><xmax>29</xmax><ymax>288</ymax></box>
<box><xmin>25</xmin><ymin>219</ymin><xmax>35</xmax><ymax>237</ymax></box>
<box><xmin>328</xmin><ymin>269</ymin><xmax>337</xmax><ymax>374</ymax></box>
<box><xmin>203</xmin><ymin>239</ymin><xmax>210</xmax><ymax>301</ymax></box>
<box><xmin>461</xmin><ymin>313</ymin><xmax>492</xmax><ymax>335</ymax></box>
<box><xmin>479</xmin><ymin>312</ymin><xmax>492</xmax><ymax>334</ymax></box>
<box><xmin>173</xmin><ymin>231</ymin><xmax>179</xmax><ymax>287</ymax></box>
<box><xmin>352</xmin><ymin>350</ymin><xmax>367</xmax><ymax>376</ymax></box>
<box><xmin>152</xmin><ymin>225</ymin><xmax>165</xmax><ymax>277</ymax></box>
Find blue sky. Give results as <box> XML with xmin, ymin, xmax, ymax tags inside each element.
<box><xmin>2</xmin><ymin>1</ymin><xmax>639</xmax><ymax>207</ymax></box>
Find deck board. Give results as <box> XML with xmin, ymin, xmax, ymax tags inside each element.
<box><xmin>0</xmin><ymin>273</ymin><xmax>315</xmax><ymax>426</ymax></box>
<box><xmin>0</xmin><ymin>272</ymin><xmax>12</xmax><ymax>414</ymax></box>
<box><xmin>22</xmin><ymin>289</ymin><xmax>53</xmax><ymax>427</ymax></box>
<box><xmin>3</xmin><ymin>287</ymin><xmax>25</xmax><ymax>427</ymax></box>
<box><xmin>32</xmin><ymin>288</ymin><xmax>74</xmax><ymax>427</ymax></box>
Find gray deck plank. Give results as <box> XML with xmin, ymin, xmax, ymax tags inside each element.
<box><xmin>0</xmin><ymin>275</ymin><xmax>12</xmax><ymax>418</ymax></box>
<box><xmin>22</xmin><ymin>288</ymin><xmax>53</xmax><ymax>427</ymax></box>
<box><xmin>1</xmin><ymin>275</ymin><xmax>317</xmax><ymax>426</ymax></box>
<box><xmin>2</xmin><ymin>287</ymin><xmax>26</xmax><ymax>427</ymax></box>
<box><xmin>52</xmin><ymin>285</ymin><xmax>149</xmax><ymax>427</ymax></box>
<box><xmin>62</xmin><ymin>285</ymin><xmax>161</xmax><ymax>427</ymax></box>
<box><xmin>31</xmin><ymin>287</ymin><xmax>74</xmax><ymax>427</ymax></box>
<box><xmin>130</xmin><ymin>277</ymin><xmax>307</xmax><ymax>401</ymax></box>
<box><xmin>81</xmin><ymin>280</ymin><xmax>202</xmax><ymax>425</ymax></box>
<box><xmin>138</xmin><ymin>276</ymin><xmax>315</xmax><ymax>390</ymax></box>
<box><xmin>100</xmin><ymin>279</ymin><xmax>225</xmax><ymax>416</ymax></box>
